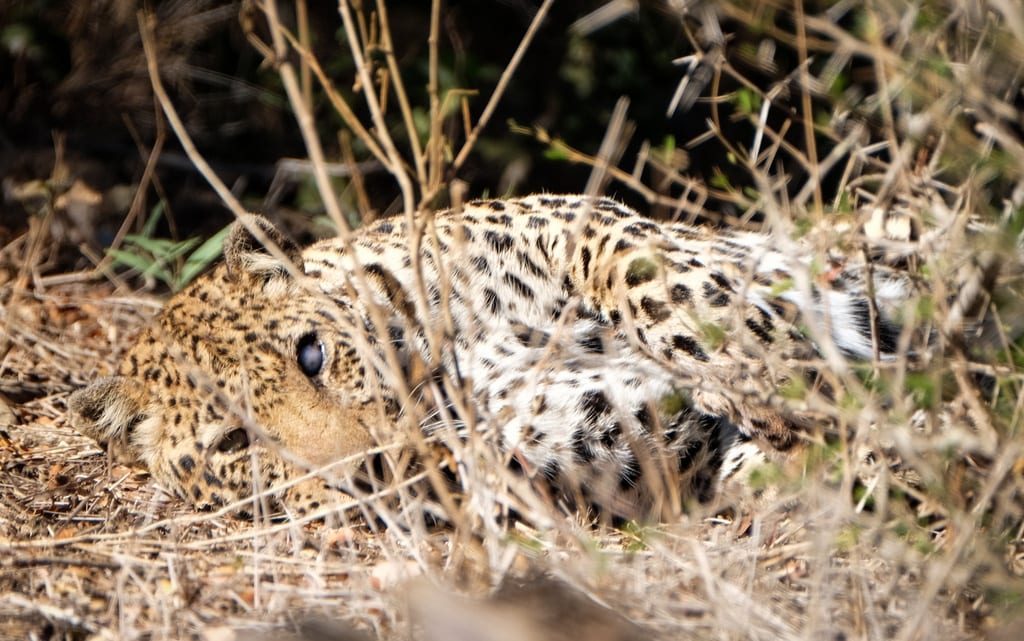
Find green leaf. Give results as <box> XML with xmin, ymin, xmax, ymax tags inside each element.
<box><xmin>178</xmin><ymin>225</ymin><xmax>230</xmax><ymax>290</ymax></box>
<box><xmin>543</xmin><ymin>145</ymin><xmax>570</xmax><ymax>161</ymax></box>
<box><xmin>733</xmin><ymin>87</ymin><xmax>761</xmax><ymax>115</ymax></box>
<box><xmin>141</xmin><ymin>201</ymin><xmax>167</xmax><ymax>238</ymax></box>
<box><xmin>123</xmin><ymin>234</ymin><xmax>186</xmax><ymax>256</ymax></box>
<box><xmin>699</xmin><ymin>322</ymin><xmax>726</xmax><ymax>351</ymax></box>
<box><xmin>160</xmin><ymin>238</ymin><xmax>202</xmax><ymax>264</ymax></box>
<box><xmin>106</xmin><ymin>248</ymin><xmax>157</xmax><ymax>274</ymax></box>
<box><xmin>769</xmin><ymin>277</ymin><xmax>794</xmax><ymax>297</ymax></box>
<box><xmin>660</xmin><ymin>135</ymin><xmax>676</xmax><ymax>162</ymax></box>
<box><xmin>779</xmin><ymin>377</ymin><xmax>807</xmax><ymax>400</ymax></box>
<box><xmin>905</xmin><ymin>372</ymin><xmax>937</xmax><ymax>409</ymax></box>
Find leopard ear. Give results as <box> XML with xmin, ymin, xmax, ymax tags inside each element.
<box><xmin>68</xmin><ymin>376</ymin><xmax>147</xmax><ymax>463</ymax></box>
<box><xmin>224</xmin><ymin>214</ymin><xmax>303</xmax><ymax>277</ymax></box>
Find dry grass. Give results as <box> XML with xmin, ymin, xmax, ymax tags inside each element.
<box><xmin>3</xmin><ymin>1</ymin><xmax>1024</xmax><ymax>640</ymax></box>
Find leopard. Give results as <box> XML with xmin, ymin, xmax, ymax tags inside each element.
<box><xmin>69</xmin><ymin>194</ymin><xmax>964</xmax><ymax>520</ymax></box>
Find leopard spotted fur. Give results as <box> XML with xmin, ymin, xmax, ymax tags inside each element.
<box><xmin>70</xmin><ymin>195</ymin><xmax>939</xmax><ymax>518</ymax></box>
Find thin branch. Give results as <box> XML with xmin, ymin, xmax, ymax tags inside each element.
<box><xmin>426</xmin><ymin>0</ymin><xmax>443</xmax><ymax>196</ymax></box>
<box><xmin>276</xmin><ymin>27</ymin><xmax>390</xmax><ymax>165</ymax></box>
<box><xmin>376</xmin><ymin>0</ymin><xmax>428</xmax><ymax>189</ymax></box>
<box><xmin>338</xmin><ymin>0</ymin><xmax>417</xmax><ymax>218</ymax></box>
<box><xmin>793</xmin><ymin>0</ymin><xmax>824</xmax><ymax>217</ymax></box>
<box><xmin>261</xmin><ymin>0</ymin><xmax>348</xmax><ymax>233</ymax></box>
<box><xmin>138</xmin><ymin>16</ymin><xmax>248</xmax><ymax>225</ymax></box>
<box><xmin>451</xmin><ymin>0</ymin><xmax>555</xmax><ymax>173</ymax></box>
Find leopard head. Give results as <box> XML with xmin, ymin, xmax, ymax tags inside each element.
<box><xmin>69</xmin><ymin>216</ymin><xmax>384</xmax><ymax>517</ymax></box>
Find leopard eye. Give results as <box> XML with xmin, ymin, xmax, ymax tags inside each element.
<box><xmin>297</xmin><ymin>333</ymin><xmax>325</xmax><ymax>377</ymax></box>
<box><xmin>217</xmin><ymin>428</ymin><xmax>250</xmax><ymax>453</ymax></box>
